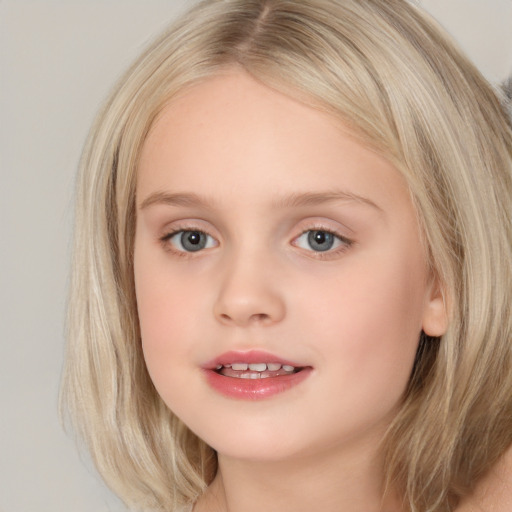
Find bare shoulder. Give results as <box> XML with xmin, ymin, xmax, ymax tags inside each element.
<box><xmin>456</xmin><ymin>446</ymin><xmax>512</xmax><ymax>512</ymax></box>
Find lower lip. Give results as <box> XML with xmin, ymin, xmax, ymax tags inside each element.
<box><xmin>203</xmin><ymin>368</ymin><xmax>312</xmax><ymax>400</ymax></box>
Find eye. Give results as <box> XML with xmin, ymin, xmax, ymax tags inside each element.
<box><xmin>165</xmin><ymin>230</ymin><xmax>217</xmax><ymax>253</ymax></box>
<box><xmin>294</xmin><ymin>229</ymin><xmax>348</xmax><ymax>253</ymax></box>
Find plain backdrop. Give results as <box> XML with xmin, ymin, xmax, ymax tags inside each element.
<box><xmin>1</xmin><ymin>1</ymin><xmax>511</xmax><ymax>511</ymax></box>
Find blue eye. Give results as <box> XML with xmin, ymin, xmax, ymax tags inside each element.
<box><xmin>167</xmin><ymin>230</ymin><xmax>216</xmax><ymax>252</ymax></box>
<box><xmin>295</xmin><ymin>229</ymin><xmax>346</xmax><ymax>252</ymax></box>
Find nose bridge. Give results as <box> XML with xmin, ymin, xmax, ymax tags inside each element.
<box><xmin>213</xmin><ymin>242</ymin><xmax>286</xmax><ymax>326</ymax></box>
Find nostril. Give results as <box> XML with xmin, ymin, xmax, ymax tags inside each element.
<box><xmin>251</xmin><ymin>313</ymin><xmax>270</xmax><ymax>322</ymax></box>
<box><xmin>219</xmin><ymin>313</ymin><xmax>272</xmax><ymax>325</ymax></box>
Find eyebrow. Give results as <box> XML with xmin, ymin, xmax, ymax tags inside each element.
<box><xmin>272</xmin><ymin>190</ymin><xmax>382</xmax><ymax>212</ymax></box>
<box><xmin>139</xmin><ymin>191</ymin><xmax>213</xmax><ymax>210</ymax></box>
<box><xmin>139</xmin><ymin>190</ymin><xmax>382</xmax><ymax>213</ymax></box>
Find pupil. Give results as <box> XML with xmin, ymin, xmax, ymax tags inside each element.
<box><xmin>308</xmin><ymin>230</ymin><xmax>334</xmax><ymax>252</ymax></box>
<box><xmin>181</xmin><ymin>231</ymin><xmax>206</xmax><ymax>252</ymax></box>
<box><xmin>314</xmin><ymin>232</ymin><xmax>327</xmax><ymax>244</ymax></box>
<box><xmin>188</xmin><ymin>232</ymin><xmax>201</xmax><ymax>244</ymax></box>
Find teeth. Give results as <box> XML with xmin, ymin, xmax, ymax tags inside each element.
<box><xmin>216</xmin><ymin>362</ymin><xmax>297</xmax><ymax>373</ymax></box>
<box><xmin>240</xmin><ymin>372</ymin><xmax>261</xmax><ymax>379</ymax></box>
<box><xmin>231</xmin><ymin>363</ymin><xmax>248</xmax><ymax>371</ymax></box>
<box><xmin>248</xmin><ymin>363</ymin><xmax>267</xmax><ymax>371</ymax></box>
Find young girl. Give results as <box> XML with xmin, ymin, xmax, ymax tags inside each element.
<box><xmin>60</xmin><ymin>1</ymin><xmax>512</xmax><ymax>511</ymax></box>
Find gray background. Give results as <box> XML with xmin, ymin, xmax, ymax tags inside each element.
<box><xmin>1</xmin><ymin>1</ymin><xmax>511</xmax><ymax>511</ymax></box>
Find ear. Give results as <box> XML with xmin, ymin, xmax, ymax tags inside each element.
<box><xmin>422</xmin><ymin>277</ymin><xmax>449</xmax><ymax>337</ymax></box>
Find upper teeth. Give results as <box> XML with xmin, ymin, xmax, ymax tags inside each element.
<box><xmin>216</xmin><ymin>363</ymin><xmax>296</xmax><ymax>372</ymax></box>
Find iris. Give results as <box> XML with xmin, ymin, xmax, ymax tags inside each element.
<box><xmin>308</xmin><ymin>230</ymin><xmax>335</xmax><ymax>252</ymax></box>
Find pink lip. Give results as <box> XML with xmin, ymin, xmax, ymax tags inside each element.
<box><xmin>202</xmin><ymin>350</ymin><xmax>312</xmax><ymax>400</ymax></box>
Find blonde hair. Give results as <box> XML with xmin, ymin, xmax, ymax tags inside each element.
<box><xmin>60</xmin><ymin>1</ymin><xmax>512</xmax><ymax>511</ymax></box>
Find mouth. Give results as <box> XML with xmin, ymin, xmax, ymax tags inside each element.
<box><xmin>202</xmin><ymin>350</ymin><xmax>312</xmax><ymax>400</ymax></box>
<box><xmin>214</xmin><ymin>362</ymin><xmax>302</xmax><ymax>379</ymax></box>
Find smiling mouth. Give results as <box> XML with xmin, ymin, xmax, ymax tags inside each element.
<box><xmin>215</xmin><ymin>362</ymin><xmax>302</xmax><ymax>379</ymax></box>
<box><xmin>203</xmin><ymin>351</ymin><xmax>312</xmax><ymax>399</ymax></box>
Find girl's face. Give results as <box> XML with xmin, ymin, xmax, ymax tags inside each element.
<box><xmin>134</xmin><ymin>71</ymin><xmax>446</xmax><ymax>463</ymax></box>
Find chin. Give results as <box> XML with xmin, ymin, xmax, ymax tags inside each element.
<box><xmin>194</xmin><ymin>420</ymin><xmax>309</xmax><ymax>463</ymax></box>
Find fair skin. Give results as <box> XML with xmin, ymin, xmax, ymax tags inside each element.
<box><xmin>134</xmin><ymin>70</ymin><xmax>447</xmax><ymax>512</ymax></box>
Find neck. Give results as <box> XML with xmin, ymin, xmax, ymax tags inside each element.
<box><xmin>194</xmin><ymin>437</ymin><xmax>404</xmax><ymax>512</ymax></box>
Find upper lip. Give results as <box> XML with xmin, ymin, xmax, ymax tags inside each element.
<box><xmin>202</xmin><ymin>350</ymin><xmax>306</xmax><ymax>370</ymax></box>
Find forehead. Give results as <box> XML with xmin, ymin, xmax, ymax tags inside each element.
<box><xmin>137</xmin><ymin>70</ymin><xmax>408</xmax><ymax>213</ymax></box>
<box><xmin>141</xmin><ymin>71</ymin><xmax>348</xmax><ymax>167</ymax></box>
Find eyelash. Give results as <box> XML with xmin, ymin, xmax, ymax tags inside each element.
<box><xmin>159</xmin><ymin>225</ymin><xmax>353</xmax><ymax>259</ymax></box>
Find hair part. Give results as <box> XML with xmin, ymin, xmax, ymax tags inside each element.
<box><xmin>61</xmin><ymin>1</ymin><xmax>512</xmax><ymax>510</ymax></box>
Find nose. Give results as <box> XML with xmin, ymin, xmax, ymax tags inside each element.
<box><xmin>213</xmin><ymin>252</ymin><xmax>286</xmax><ymax>327</ymax></box>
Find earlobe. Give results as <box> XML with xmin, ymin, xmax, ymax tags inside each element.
<box><xmin>422</xmin><ymin>281</ymin><xmax>449</xmax><ymax>337</ymax></box>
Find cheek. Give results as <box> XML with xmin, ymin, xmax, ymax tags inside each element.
<box><xmin>134</xmin><ymin>244</ymin><xmax>202</xmax><ymax>384</ymax></box>
<box><xmin>135</xmin><ymin>273</ymin><xmax>205</xmax><ymax>418</ymax></box>
<box><xmin>136</xmin><ymin>266</ymin><xmax>176</xmax><ymax>347</ymax></box>
<box><xmin>300</xmin><ymin>251</ymin><xmax>426</xmax><ymax>388</ymax></box>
